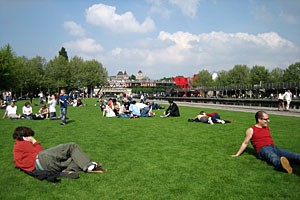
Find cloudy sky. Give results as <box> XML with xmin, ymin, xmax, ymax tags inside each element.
<box><xmin>0</xmin><ymin>0</ymin><xmax>299</xmax><ymax>79</ymax></box>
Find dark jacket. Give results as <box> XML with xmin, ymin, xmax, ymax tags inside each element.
<box><xmin>165</xmin><ymin>103</ymin><xmax>180</xmax><ymax>117</ymax></box>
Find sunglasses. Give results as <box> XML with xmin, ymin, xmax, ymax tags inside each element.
<box><xmin>261</xmin><ymin>118</ymin><xmax>270</xmax><ymax>121</ymax></box>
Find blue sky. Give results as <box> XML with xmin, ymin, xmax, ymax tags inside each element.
<box><xmin>0</xmin><ymin>0</ymin><xmax>299</xmax><ymax>79</ymax></box>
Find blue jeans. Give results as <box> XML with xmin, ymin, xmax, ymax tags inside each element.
<box><xmin>258</xmin><ymin>145</ymin><xmax>300</xmax><ymax>170</ymax></box>
<box><xmin>211</xmin><ymin>113</ymin><xmax>220</xmax><ymax>123</ymax></box>
<box><xmin>60</xmin><ymin>107</ymin><xmax>67</xmax><ymax>123</ymax></box>
<box><xmin>140</xmin><ymin>107</ymin><xmax>150</xmax><ymax>117</ymax></box>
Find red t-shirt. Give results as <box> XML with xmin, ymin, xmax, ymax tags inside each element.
<box><xmin>250</xmin><ymin>126</ymin><xmax>275</xmax><ymax>153</ymax></box>
<box><xmin>205</xmin><ymin>112</ymin><xmax>217</xmax><ymax>117</ymax></box>
<box><xmin>13</xmin><ymin>140</ymin><xmax>43</xmax><ymax>171</ymax></box>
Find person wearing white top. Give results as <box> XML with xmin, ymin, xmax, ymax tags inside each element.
<box><xmin>278</xmin><ymin>93</ymin><xmax>285</xmax><ymax>111</ymax></box>
<box><xmin>284</xmin><ymin>89</ymin><xmax>293</xmax><ymax>111</ymax></box>
<box><xmin>3</xmin><ymin>102</ymin><xmax>20</xmax><ymax>119</ymax></box>
<box><xmin>101</xmin><ymin>104</ymin><xmax>116</xmax><ymax>117</ymax></box>
<box><xmin>48</xmin><ymin>94</ymin><xmax>58</xmax><ymax>118</ymax></box>
<box><xmin>22</xmin><ymin>102</ymin><xmax>33</xmax><ymax>119</ymax></box>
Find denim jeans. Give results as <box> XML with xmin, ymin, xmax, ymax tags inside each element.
<box><xmin>140</xmin><ymin>107</ymin><xmax>150</xmax><ymax>117</ymax></box>
<box><xmin>258</xmin><ymin>145</ymin><xmax>300</xmax><ymax>170</ymax></box>
<box><xmin>211</xmin><ymin>113</ymin><xmax>221</xmax><ymax>123</ymax></box>
<box><xmin>60</xmin><ymin>107</ymin><xmax>67</xmax><ymax>123</ymax></box>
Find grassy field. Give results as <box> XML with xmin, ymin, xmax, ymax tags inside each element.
<box><xmin>0</xmin><ymin>98</ymin><xmax>299</xmax><ymax>200</ymax></box>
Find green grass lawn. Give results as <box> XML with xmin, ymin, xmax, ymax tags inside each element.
<box><xmin>0</xmin><ymin>98</ymin><xmax>300</xmax><ymax>200</ymax></box>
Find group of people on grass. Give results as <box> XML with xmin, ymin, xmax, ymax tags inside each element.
<box><xmin>4</xmin><ymin>91</ymin><xmax>300</xmax><ymax>182</ymax></box>
<box><xmin>11</xmin><ymin>110</ymin><xmax>300</xmax><ymax>183</ymax></box>
<box><xmin>2</xmin><ymin>89</ymin><xmax>70</xmax><ymax>125</ymax></box>
<box><xmin>100</xmin><ymin>99</ymin><xmax>164</xmax><ymax>118</ymax></box>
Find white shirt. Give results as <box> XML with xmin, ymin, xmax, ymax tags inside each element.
<box><xmin>284</xmin><ymin>92</ymin><xmax>292</xmax><ymax>101</ymax></box>
<box><xmin>278</xmin><ymin>93</ymin><xmax>284</xmax><ymax>100</ymax></box>
<box><xmin>22</xmin><ymin>106</ymin><xmax>32</xmax><ymax>115</ymax></box>
<box><xmin>49</xmin><ymin>99</ymin><xmax>57</xmax><ymax>113</ymax></box>
<box><xmin>136</xmin><ymin>103</ymin><xmax>147</xmax><ymax>110</ymax></box>
<box><xmin>6</xmin><ymin>105</ymin><xmax>17</xmax><ymax>115</ymax></box>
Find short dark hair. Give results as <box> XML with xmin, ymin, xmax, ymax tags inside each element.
<box><xmin>25</xmin><ymin>102</ymin><xmax>30</xmax><ymax>106</ymax></box>
<box><xmin>13</xmin><ymin>126</ymin><xmax>35</xmax><ymax>140</ymax></box>
<box><xmin>168</xmin><ymin>99</ymin><xmax>173</xmax><ymax>104</ymax></box>
<box><xmin>255</xmin><ymin>111</ymin><xmax>267</xmax><ymax>123</ymax></box>
<box><xmin>132</xmin><ymin>100</ymin><xmax>136</xmax><ymax>104</ymax></box>
<box><xmin>200</xmin><ymin>111</ymin><xmax>205</xmax><ymax>115</ymax></box>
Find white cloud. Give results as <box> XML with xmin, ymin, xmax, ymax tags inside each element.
<box><xmin>101</xmin><ymin>31</ymin><xmax>299</xmax><ymax>78</ymax></box>
<box><xmin>169</xmin><ymin>0</ymin><xmax>200</xmax><ymax>18</ymax></box>
<box><xmin>63</xmin><ymin>38</ymin><xmax>103</xmax><ymax>53</ymax></box>
<box><xmin>64</xmin><ymin>21</ymin><xmax>85</xmax><ymax>37</ymax></box>
<box><xmin>85</xmin><ymin>4</ymin><xmax>155</xmax><ymax>33</ymax></box>
<box><xmin>280</xmin><ymin>11</ymin><xmax>297</xmax><ymax>24</ymax></box>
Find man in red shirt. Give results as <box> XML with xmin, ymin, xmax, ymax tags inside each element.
<box><xmin>232</xmin><ymin>111</ymin><xmax>300</xmax><ymax>173</ymax></box>
<box><xmin>13</xmin><ymin>127</ymin><xmax>107</xmax><ymax>178</ymax></box>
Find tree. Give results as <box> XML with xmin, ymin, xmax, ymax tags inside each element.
<box><xmin>227</xmin><ymin>65</ymin><xmax>250</xmax><ymax>85</ymax></box>
<box><xmin>216</xmin><ymin>70</ymin><xmax>230</xmax><ymax>86</ymax></box>
<box><xmin>283</xmin><ymin>62</ymin><xmax>300</xmax><ymax>83</ymax></box>
<box><xmin>249</xmin><ymin>65</ymin><xmax>269</xmax><ymax>85</ymax></box>
<box><xmin>268</xmin><ymin>67</ymin><xmax>284</xmax><ymax>84</ymax></box>
<box><xmin>129</xmin><ymin>74</ymin><xmax>136</xmax><ymax>80</ymax></box>
<box><xmin>192</xmin><ymin>70</ymin><xmax>213</xmax><ymax>87</ymax></box>
<box><xmin>59</xmin><ymin>47</ymin><xmax>68</xmax><ymax>61</ymax></box>
<box><xmin>0</xmin><ymin>44</ymin><xmax>16</xmax><ymax>90</ymax></box>
<box><xmin>80</xmin><ymin>60</ymin><xmax>108</xmax><ymax>96</ymax></box>
<box><xmin>44</xmin><ymin>56</ymin><xmax>71</xmax><ymax>91</ymax></box>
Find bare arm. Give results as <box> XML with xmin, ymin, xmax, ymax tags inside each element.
<box><xmin>2</xmin><ymin>110</ymin><xmax>8</xmax><ymax>119</ymax></box>
<box><xmin>231</xmin><ymin>128</ymin><xmax>253</xmax><ymax>157</ymax></box>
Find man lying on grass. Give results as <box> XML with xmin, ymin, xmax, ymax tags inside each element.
<box><xmin>188</xmin><ymin>111</ymin><xmax>232</xmax><ymax>125</ymax></box>
<box><xmin>232</xmin><ymin>111</ymin><xmax>300</xmax><ymax>174</ymax></box>
<box><xmin>13</xmin><ymin>126</ymin><xmax>107</xmax><ymax>181</ymax></box>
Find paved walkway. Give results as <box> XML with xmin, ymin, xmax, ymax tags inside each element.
<box><xmin>153</xmin><ymin>100</ymin><xmax>300</xmax><ymax>118</ymax></box>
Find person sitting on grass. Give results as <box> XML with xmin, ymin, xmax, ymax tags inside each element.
<box><xmin>129</xmin><ymin>100</ymin><xmax>140</xmax><ymax>118</ymax></box>
<box><xmin>160</xmin><ymin>100</ymin><xmax>180</xmax><ymax>117</ymax></box>
<box><xmin>118</xmin><ymin>102</ymin><xmax>131</xmax><ymax>118</ymax></box>
<box><xmin>101</xmin><ymin>104</ymin><xmax>116</xmax><ymax>117</ymax></box>
<box><xmin>188</xmin><ymin>111</ymin><xmax>232</xmax><ymax>124</ymax></box>
<box><xmin>39</xmin><ymin>104</ymin><xmax>49</xmax><ymax>119</ymax></box>
<box><xmin>2</xmin><ymin>101</ymin><xmax>21</xmax><ymax>119</ymax></box>
<box><xmin>140</xmin><ymin>102</ymin><xmax>155</xmax><ymax>117</ymax></box>
<box><xmin>13</xmin><ymin>126</ymin><xmax>107</xmax><ymax>181</ymax></box>
<box><xmin>231</xmin><ymin>111</ymin><xmax>300</xmax><ymax>174</ymax></box>
<box><xmin>22</xmin><ymin>102</ymin><xmax>33</xmax><ymax>119</ymax></box>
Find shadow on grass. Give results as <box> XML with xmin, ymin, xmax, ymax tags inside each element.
<box><xmin>244</xmin><ymin>147</ymin><xmax>256</xmax><ymax>156</ymax></box>
<box><xmin>66</xmin><ymin>120</ymin><xmax>75</xmax><ymax>124</ymax></box>
<box><xmin>292</xmin><ymin>165</ymin><xmax>300</xmax><ymax>177</ymax></box>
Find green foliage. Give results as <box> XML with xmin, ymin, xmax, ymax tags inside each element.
<box><xmin>0</xmin><ymin>44</ymin><xmax>16</xmax><ymax>90</ymax></box>
<box><xmin>269</xmin><ymin>67</ymin><xmax>285</xmax><ymax>83</ymax></box>
<box><xmin>0</xmin><ymin>99</ymin><xmax>300</xmax><ymax>199</ymax></box>
<box><xmin>192</xmin><ymin>70</ymin><xmax>213</xmax><ymax>87</ymax></box>
<box><xmin>216</xmin><ymin>70</ymin><xmax>230</xmax><ymax>86</ymax></box>
<box><xmin>249</xmin><ymin>65</ymin><xmax>269</xmax><ymax>85</ymax></box>
<box><xmin>129</xmin><ymin>74</ymin><xmax>136</xmax><ymax>80</ymax></box>
<box><xmin>283</xmin><ymin>62</ymin><xmax>300</xmax><ymax>83</ymax></box>
<box><xmin>227</xmin><ymin>65</ymin><xmax>250</xmax><ymax>85</ymax></box>
<box><xmin>59</xmin><ymin>47</ymin><xmax>68</xmax><ymax>61</ymax></box>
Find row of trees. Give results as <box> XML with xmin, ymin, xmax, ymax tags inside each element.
<box><xmin>0</xmin><ymin>44</ymin><xmax>108</xmax><ymax>96</ymax></box>
<box><xmin>192</xmin><ymin>63</ymin><xmax>300</xmax><ymax>87</ymax></box>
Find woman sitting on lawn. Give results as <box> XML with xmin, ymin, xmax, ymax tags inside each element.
<box><xmin>118</xmin><ymin>102</ymin><xmax>131</xmax><ymax>118</ymax></box>
<box><xmin>39</xmin><ymin>104</ymin><xmax>49</xmax><ymax>119</ymax></box>
<box><xmin>101</xmin><ymin>104</ymin><xmax>116</xmax><ymax>118</ymax></box>
<box><xmin>22</xmin><ymin>102</ymin><xmax>33</xmax><ymax>119</ymax></box>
